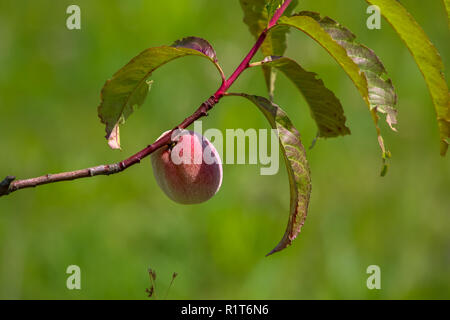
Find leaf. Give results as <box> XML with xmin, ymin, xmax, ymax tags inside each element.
<box><xmin>277</xmin><ymin>12</ymin><xmax>398</xmax><ymax>174</ymax></box>
<box><xmin>258</xmin><ymin>56</ymin><xmax>350</xmax><ymax>138</ymax></box>
<box><xmin>303</xmin><ymin>11</ymin><xmax>398</xmax><ymax>128</ymax></box>
<box><xmin>172</xmin><ymin>37</ymin><xmax>218</xmax><ymax>62</ymax></box>
<box><xmin>239</xmin><ymin>0</ymin><xmax>298</xmax><ymax>99</ymax></box>
<box><xmin>366</xmin><ymin>0</ymin><xmax>450</xmax><ymax>156</ymax></box>
<box><xmin>227</xmin><ymin>93</ymin><xmax>311</xmax><ymax>256</ymax></box>
<box><xmin>444</xmin><ymin>0</ymin><xmax>450</xmax><ymax>29</ymax></box>
<box><xmin>98</xmin><ymin>37</ymin><xmax>222</xmax><ymax>149</ymax></box>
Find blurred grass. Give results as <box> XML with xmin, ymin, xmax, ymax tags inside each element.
<box><xmin>0</xmin><ymin>0</ymin><xmax>449</xmax><ymax>299</ymax></box>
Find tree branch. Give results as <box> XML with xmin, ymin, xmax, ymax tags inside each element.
<box><xmin>0</xmin><ymin>0</ymin><xmax>293</xmax><ymax>198</ymax></box>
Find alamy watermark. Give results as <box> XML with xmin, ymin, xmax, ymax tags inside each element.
<box><xmin>168</xmin><ymin>121</ymin><xmax>280</xmax><ymax>176</ymax></box>
<box><xmin>66</xmin><ymin>265</ymin><xmax>81</xmax><ymax>290</ymax></box>
<box><xmin>66</xmin><ymin>5</ymin><xmax>81</xmax><ymax>30</ymax></box>
<box><xmin>366</xmin><ymin>265</ymin><xmax>381</xmax><ymax>290</ymax></box>
<box><xmin>366</xmin><ymin>5</ymin><xmax>381</xmax><ymax>30</ymax></box>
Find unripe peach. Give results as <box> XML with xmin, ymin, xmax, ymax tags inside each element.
<box><xmin>151</xmin><ymin>130</ymin><xmax>223</xmax><ymax>204</ymax></box>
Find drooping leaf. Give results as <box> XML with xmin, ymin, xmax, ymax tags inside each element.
<box><xmin>366</xmin><ymin>0</ymin><xmax>450</xmax><ymax>156</ymax></box>
<box><xmin>239</xmin><ymin>0</ymin><xmax>298</xmax><ymax>99</ymax></box>
<box><xmin>277</xmin><ymin>12</ymin><xmax>398</xmax><ymax>174</ymax></box>
<box><xmin>227</xmin><ymin>93</ymin><xmax>311</xmax><ymax>256</ymax></box>
<box><xmin>98</xmin><ymin>37</ymin><xmax>222</xmax><ymax>149</ymax></box>
<box><xmin>258</xmin><ymin>56</ymin><xmax>350</xmax><ymax>138</ymax></box>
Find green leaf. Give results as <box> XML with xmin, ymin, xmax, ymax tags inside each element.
<box><xmin>366</xmin><ymin>0</ymin><xmax>450</xmax><ymax>156</ymax></box>
<box><xmin>227</xmin><ymin>93</ymin><xmax>312</xmax><ymax>256</ymax></box>
<box><xmin>444</xmin><ymin>0</ymin><xmax>450</xmax><ymax>29</ymax></box>
<box><xmin>98</xmin><ymin>37</ymin><xmax>222</xmax><ymax>149</ymax></box>
<box><xmin>239</xmin><ymin>0</ymin><xmax>298</xmax><ymax>99</ymax></box>
<box><xmin>257</xmin><ymin>56</ymin><xmax>350</xmax><ymax>139</ymax></box>
<box><xmin>277</xmin><ymin>12</ymin><xmax>398</xmax><ymax>174</ymax></box>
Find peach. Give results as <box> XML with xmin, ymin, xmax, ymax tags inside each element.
<box><xmin>151</xmin><ymin>130</ymin><xmax>223</xmax><ymax>204</ymax></box>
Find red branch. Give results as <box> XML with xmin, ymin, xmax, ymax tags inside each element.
<box><xmin>0</xmin><ymin>0</ymin><xmax>293</xmax><ymax>197</ymax></box>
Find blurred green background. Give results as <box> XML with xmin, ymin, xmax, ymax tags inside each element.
<box><xmin>0</xmin><ymin>0</ymin><xmax>449</xmax><ymax>299</ymax></box>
